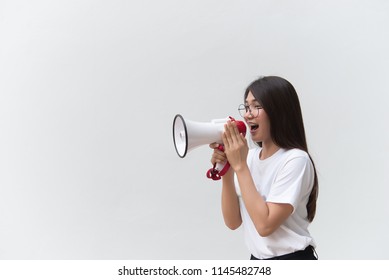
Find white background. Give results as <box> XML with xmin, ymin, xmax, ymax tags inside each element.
<box><xmin>1</xmin><ymin>0</ymin><xmax>388</xmax><ymax>260</ymax></box>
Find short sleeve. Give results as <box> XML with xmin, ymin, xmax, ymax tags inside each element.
<box><xmin>266</xmin><ymin>153</ymin><xmax>314</xmax><ymax>213</ymax></box>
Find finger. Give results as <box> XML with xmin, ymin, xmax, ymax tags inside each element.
<box><xmin>230</xmin><ymin>121</ymin><xmax>241</xmax><ymax>141</ymax></box>
<box><xmin>226</xmin><ymin>121</ymin><xmax>240</xmax><ymax>144</ymax></box>
<box><xmin>222</xmin><ymin>124</ymin><xmax>232</xmax><ymax>148</ymax></box>
<box><xmin>239</xmin><ymin>133</ymin><xmax>248</xmax><ymax>148</ymax></box>
<box><xmin>211</xmin><ymin>150</ymin><xmax>227</xmax><ymax>164</ymax></box>
<box><xmin>209</xmin><ymin>142</ymin><xmax>219</xmax><ymax>149</ymax></box>
<box><xmin>232</xmin><ymin>121</ymin><xmax>240</xmax><ymax>137</ymax></box>
<box><xmin>213</xmin><ymin>153</ymin><xmax>227</xmax><ymax>162</ymax></box>
<box><xmin>239</xmin><ymin>132</ymin><xmax>246</xmax><ymax>142</ymax></box>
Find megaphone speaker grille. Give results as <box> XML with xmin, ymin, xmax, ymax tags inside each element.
<box><xmin>173</xmin><ymin>114</ymin><xmax>188</xmax><ymax>158</ymax></box>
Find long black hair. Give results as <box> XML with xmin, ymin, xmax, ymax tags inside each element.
<box><xmin>245</xmin><ymin>76</ymin><xmax>318</xmax><ymax>222</ymax></box>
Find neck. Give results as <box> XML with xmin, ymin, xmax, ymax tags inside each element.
<box><xmin>260</xmin><ymin>141</ymin><xmax>280</xmax><ymax>160</ymax></box>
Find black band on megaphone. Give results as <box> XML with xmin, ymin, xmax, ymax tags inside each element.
<box><xmin>172</xmin><ymin>114</ymin><xmax>188</xmax><ymax>158</ymax></box>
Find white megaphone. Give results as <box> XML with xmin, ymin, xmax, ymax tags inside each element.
<box><xmin>172</xmin><ymin>114</ymin><xmax>246</xmax><ymax>180</ymax></box>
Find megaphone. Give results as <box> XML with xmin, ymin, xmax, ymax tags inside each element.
<box><xmin>172</xmin><ymin>114</ymin><xmax>246</xmax><ymax>180</ymax></box>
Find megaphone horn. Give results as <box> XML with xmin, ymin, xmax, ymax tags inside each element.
<box><xmin>172</xmin><ymin>114</ymin><xmax>247</xmax><ymax>180</ymax></box>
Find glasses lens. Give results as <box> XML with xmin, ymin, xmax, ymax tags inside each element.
<box><xmin>238</xmin><ymin>104</ymin><xmax>246</xmax><ymax>117</ymax></box>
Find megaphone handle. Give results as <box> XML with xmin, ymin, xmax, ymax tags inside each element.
<box><xmin>206</xmin><ymin>163</ymin><xmax>221</xmax><ymax>180</ymax></box>
<box><xmin>206</xmin><ymin>161</ymin><xmax>231</xmax><ymax>180</ymax></box>
<box><xmin>206</xmin><ymin>145</ymin><xmax>231</xmax><ymax>180</ymax></box>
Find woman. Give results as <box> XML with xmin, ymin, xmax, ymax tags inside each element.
<box><xmin>210</xmin><ymin>76</ymin><xmax>318</xmax><ymax>260</ymax></box>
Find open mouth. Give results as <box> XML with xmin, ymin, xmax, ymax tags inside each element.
<box><xmin>250</xmin><ymin>124</ymin><xmax>259</xmax><ymax>132</ymax></box>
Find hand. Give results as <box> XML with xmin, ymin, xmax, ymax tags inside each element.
<box><xmin>222</xmin><ymin>121</ymin><xmax>248</xmax><ymax>172</ymax></box>
<box><xmin>209</xmin><ymin>143</ymin><xmax>227</xmax><ymax>166</ymax></box>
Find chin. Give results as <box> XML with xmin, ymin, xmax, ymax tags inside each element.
<box><xmin>251</xmin><ymin>137</ymin><xmax>262</xmax><ymax>143</ymax></box>
<box><xmin>250</xmin><ymin>133</ymin><xmax>261</xmax><ymax>143</ymax></box>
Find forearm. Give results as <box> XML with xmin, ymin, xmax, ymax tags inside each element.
<box><xmin>221</xmin><ymin>169</ymin><xmax>242</xmax><ymax>230</ymax></box>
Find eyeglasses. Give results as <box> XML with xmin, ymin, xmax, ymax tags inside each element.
<box><xmin>238</xmin><ymin>104</ymin><xmax>262</xmax><ymax>118</ymax></box>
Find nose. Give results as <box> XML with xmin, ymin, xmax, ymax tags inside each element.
<box><xmin>245</xmin><ymin>108</ymin><xmax>254</xmax><ymax>118</ymax></box>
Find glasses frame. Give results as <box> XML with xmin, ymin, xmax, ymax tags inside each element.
<box><xmin>238</xmin><ymin>104</ymin><xmax>262</xmax><ymax>118</ymax></box>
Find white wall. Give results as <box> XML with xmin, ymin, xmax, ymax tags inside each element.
<box><xmin>1</xmin><ymin>0</ymin><xmax>388</xmax><ymax>259</ymax></box>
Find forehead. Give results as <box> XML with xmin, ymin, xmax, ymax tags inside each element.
<box><xmin>245</xmin><ymin>91</ymin><xmax>259</xmax><ymax>103</ymax></box>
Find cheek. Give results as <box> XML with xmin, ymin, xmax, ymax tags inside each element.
<box><xmin>262</xmin><ymin>121</ymin><xmax>271</xmax><ymax>135</ymax></box>
<box><xmin>258</xmin><ymin>113</ymin><xmax>271</xmax><ymax>133</ymax></box>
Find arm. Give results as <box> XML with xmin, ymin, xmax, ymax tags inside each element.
<box><xmin>209</xmin><ymin>143</ymin><xmax>242</xmax><ymax>230</ymax></box>
<box><xmin>221</xmin><ymin>168</ymin><xmax>242</xmax><ymax>230</ymax></box>
<box><xmin>222</xmin><ymin>122</ymin><xmax>293</xmax><ymax>237</ymax></box>
<box><xmin>235</xmin><ymin>166</ymin><xmax>293</xmax><ymax>236</ymax></box>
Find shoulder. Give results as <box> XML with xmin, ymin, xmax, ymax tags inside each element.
<box><xmin>279</xmin><ymin>149</ymin><xmax>312</xmax><ymax>169</ymax></box>
<box><xmin>279</xmin><ymin>148</ymin><xmax>309</xmax><ymax>160</ymax></box>
<box><xmin>280</xmin><ymin>149</ymin><xmax>314</xmax><ymax>177</ymax></box>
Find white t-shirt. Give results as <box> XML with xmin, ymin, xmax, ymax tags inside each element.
<box><xmin>235</xmin><ymin>147</ymin><xmax>316</xmax><ymax>259</ymax></box>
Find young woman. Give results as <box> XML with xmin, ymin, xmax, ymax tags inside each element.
<box><xmin>210</xmin><ymin>76</ymin><xmax>318</xmax><ymax>260</ymax></box>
